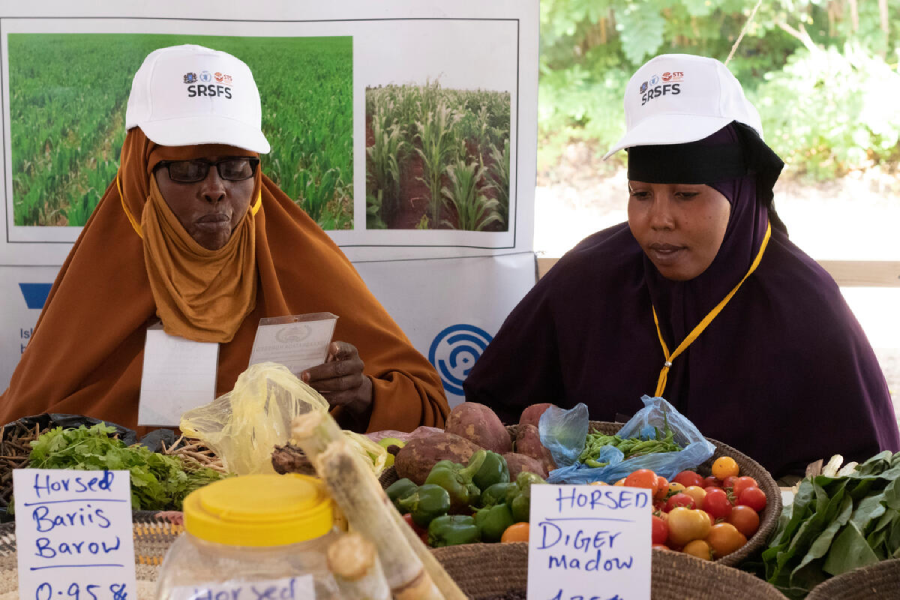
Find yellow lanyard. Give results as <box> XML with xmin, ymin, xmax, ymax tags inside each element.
<box><xmin>652</xmin><ymin>222</ymin><xmax>772</xmax><ymax>397</ymax></box>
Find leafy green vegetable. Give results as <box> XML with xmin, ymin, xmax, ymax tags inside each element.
<box><xmin>26</xmin><ymin>423</ymin><xmax>229</xmax><ymax>511</ymax></box>
<box><xmin>762</xmin><ymin>451</ymin><xmax>900</xmax><ymax>598</ymax></box>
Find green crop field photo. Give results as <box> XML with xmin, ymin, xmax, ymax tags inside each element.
<box><xmin>365</xmin><ymin>81</ymin><xmax>511</xmax><ymax>231</ymax></box>
<box><xmin>8</xmin><ymin>33</ymin><xmax>352</xmax><ymax>229</ymax></box>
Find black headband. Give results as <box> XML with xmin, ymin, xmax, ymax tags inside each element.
<box><xmin>627</xmin><ymin>142</ymin><xmax>748</xmax><ymax>185</ymax></box>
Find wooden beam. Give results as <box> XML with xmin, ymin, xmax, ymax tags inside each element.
<box><xmin>537</xmin><ymin>257</ymin><xmax>900</xmax><ymax>288</ymax></box>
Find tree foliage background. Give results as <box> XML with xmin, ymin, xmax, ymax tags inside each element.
<box><xmin>539</xmin><ymin>0</ymin><xmax>900</xmax><ymax>180</ymax></box>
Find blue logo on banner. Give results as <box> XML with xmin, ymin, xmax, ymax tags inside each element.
<box><xmin>18</xmin><ymin>283</ymin><xmax>52</xmax><ymax>309</ymax></box>
<box><xmin>428</xmin><ymin>324</ymin><xmax>493</xmax><ymax>396</ymax></box>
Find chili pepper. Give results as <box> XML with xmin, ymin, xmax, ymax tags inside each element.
<box><xmin>428</xmin><ymin>514</ymin><xmax>481</xmax><ymax>547</ymax></box>
<box><xmin>424</xmin><ymin>450</ymin><xmax>488</xmax><ymax>513</ymax></box>
<box><xmin>507</xmin><ymin>471</ymin><xmax>545</xmax><ymax>523</ymax></box>
<box><xmin>480</xmin><ymin>482</ymin><xmax>516</xmax><ymax>508</ymax></box>
<box><xmin>386</xmin><ymin>478</ymin><xmax>418</xmax><ymax>513</ymax></box>
<box><xmin>475</xmin><ymin>503</ymin><xmax>516</xmax><ymax>543</ymax></box>
<box><xmin>472</xmin><ymin>451</ymin><xmax>510</xmax><ymax>492</ymax></box>
<box><xmin>397</xmin><ymin>483</ymin><xmax>451</xmax><ymax>528</ymax></box>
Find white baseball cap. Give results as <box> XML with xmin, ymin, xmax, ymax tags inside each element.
<box><xmin>603</xmin><ymin>54</ymin><xmax>762</xmax><ymax>159</ymax></box>
<box><xmin>125</xmin><ymin>44</ymin><xmax>270</xmax><ymax>153</ymax></box>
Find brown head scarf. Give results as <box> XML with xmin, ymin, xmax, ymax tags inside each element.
<box><xmin>0</xmin><ymin>128</ymin><xmax>448</xmax><ymax>432</ymax></box>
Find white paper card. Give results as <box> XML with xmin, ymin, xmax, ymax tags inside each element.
<box><xmin>528</xmin><ymin>485</ymin><xmax>652</xmax><ymax>600</ymax></box>
<box><xmin>170</xmin><ymin>575</ymin><xmax>315</xmax><ymax>600</ymax></box>
<box><xmin>138</xmin><ymin>328</ymin><xmax>219</xmax><ymax>427</ymax></box>
<box><xmin>248</xmin><ymin>313</ymin><xmax>338</xmax><ymax>374</ymax></box>
<box><xmin>14</xmin><ymin>469</ymin><xmax>137</xmax><ymax>600</ymax></box>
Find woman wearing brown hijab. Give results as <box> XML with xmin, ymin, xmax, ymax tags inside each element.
<box><xmin>0</xmin><ymin>44</ymin><xmax>449</xmax><ymax>432</ymax></box>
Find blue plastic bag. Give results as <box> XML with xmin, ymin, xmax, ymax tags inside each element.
<box><xmin>539</xmin><ymin>395</ymin><xmax>716</xmax><ymax>484</ymax></box>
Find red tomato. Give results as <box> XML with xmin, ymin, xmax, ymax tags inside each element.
<box><xmin>665</xmin><ymin>493</ymin><xmax>696</xmax><ymax>513</ymax></box>
<box><xmin>625</xmin><ymin>469</ymin><xmax>660</xmax><ymax>496</ymax></box>
<box><xmin>652</xmin><ymin>515</ymin><xmax>668</xmax><ymax>545</ymax></box>
<box><xmin>667</xmin><ymin>507</ymin><xmax>711</xmax><ymax>546</ymax></box>
<box><xmin>732</xmin><ymin>476</ymin><xmax>759</xmax><ymax>499</ymax></box>
<box><xmin>702</xmin><ymin>510</ymin><xmax>716</xmax><ymax>526</ymax></box>
<box><xmin>702</xmin><ymin>476</ymin><xmax>721</xmax><ymax>489</ymax></box>
<box><xmin>703</xmin><ymin>487</ymin><xmax>733</xmax><ymax>520</ymax></box>
<box><xmin>738</xmin><ymin>486</ymin><xmax>768</xmax><ymax>512</ymax></box>
<box><xmin>728</xmin><ymin>505</ymin><xmax>760</xmax><ymax>537</ymax></box>
<box><xmin>721</xmin><ymin>476</ymin><xmax>737</xmax><ymax>491</ymax></box>
<box><xmin>682</xmin><ymin>486</ymin><xmax>707</xmax><ymax>510</ymax></box>
<box><xmin>655</xmin><ymin>476</ymin><xmax>669</xmax><ymax>500</ymax></box>
<box><xmin>654</xmin><ymin>500</ymin><xmax>667</xmax><ymax>512</ymax></box>
<box><xmin>672</xmin><ymin>470</ymin><xmax>704</xmax><ymax>489</ymax></box>
<box><xmin>403</xmin><ymin>513</ymin><xmax>429</xmax><ymax>544</ymax></box>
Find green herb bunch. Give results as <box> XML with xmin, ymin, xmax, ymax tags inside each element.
<box><xmin>28</xmin><ymin>423</ymin><xmax>229</xmax><ymax>511</ymax></box>
<box><xmin>762</xmin><ymin>451</ymin><xmax>900</xmax><ymax>598</ymax></box>
<box><xmin>578</xmin><ymin>419</ymin><xmax>681</xmax><ymax>469</ymax></box>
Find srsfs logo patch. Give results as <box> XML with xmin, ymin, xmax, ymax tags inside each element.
<box><xmin>187</xmin><ymin>84</ymin><xmax>233</xmax><ymax>99</ymax></box>
<box><xmin>641</xmin><ymin>83</ymin><xmax>681</xmax><ymax>106</ymax></box>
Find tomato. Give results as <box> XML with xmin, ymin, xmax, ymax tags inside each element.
<box><xmin>403</xmin><ymin>513</ymin><xmax>429</xmax><ymax>544</ymax></box>
<box><xmin>683</xmin><ymin>539</ymin><xmax>713</xmax><ymax>560</ymax></box>
<box><xmin>655</xmin><ymin>476</ymin><xmax>669</xmax><ymax>500</ymax></box>
<box><xmin>667</xmin><ymin>507</ymin><xmax>711</xmax><ymax>546</ymax></box>
<box><xmin>702</xmin><ymin>510</ymin><xmax>715</xmax><ymax>526</ymax></box>
<box><xmin>625</xmin><ymin>469</ymin><xmax>659</xmax><ymax>496</ymax></box>
<box><xmin>590</xmin><ymin>480</ymin><xmax>609</xmax><ymax>486</ymax></box>
<box><xmin>728</xmin><ymin>505</ymin><xmax>760</xmax><ymax>537</ymax></box>
<box><xmin>705</xmin><ymin>523</ymin><xmax>747</xmax><ymax>557</ymax></box>
<box><xmin>682</xmin><ymin>486</ymin><xmax>707</xmax><ymax>510</ymax></box>
<box><xmin>501</xmin><ymin>522</ymin><xmax>530</xmax><ymax>543</ymax></box>
<box><xmin>667</xmin><ymin>482</ymin><xmax>686</xmax><ymax>497</ymax></box>
<box><xmin>702</xmin><ymin>476</ymin><xmax>721</xmax><ymax>489</ymax></box>
<box><xmin>654</xmin><ymin>500</ymin><xmax>666</xmax><ymax>512</ymax></box>
<box><xmin>711</xmin><ymin>456</ymin><xmax>740</xmax><ymax>480</ymax></box>
<box><xmin>721</xmin><ymin>476</ymin><xmax>737</xmax><ymax>491</ymax></box>
<box><xmin>703</xmin><ymin>487</ymin><xmax>733</xmax><ymax>520</ymax></box>
<box><xmin>672</xmin><ymin>470</ymin><xmax>704</xmax><ymax>489</ymax></box>
<box><xmin>614</xmin><ymin>478</ymin><xmax>626</xmax><ymax>486</ymax></box>
<box><xmin>652</xmin><ymin>515</ymin><xmax>668</xmax><ymax>545</ymax></box>
<box><xmin>652</xmin><ymin>544</ymin><xmax>671</xmax><ymax>551</ymax></box>
<box><xmin>732</xmin><ymin>476</ymin><xmax>759</xmax><ymax>500</ymax></box>
<box><xmin>665</xmin><ymin>493</ymin><xmax>696</xmax><ymax>512</ymax></box>
<box><xmin>738</xmin><ymin>486</ymin><xmax>768</xmax><ymax>512</ymax></box>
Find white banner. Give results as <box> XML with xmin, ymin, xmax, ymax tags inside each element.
<box><xmin>0</xmin><ymin>0</ymin><xmax>539</xmax><ymax>399</ymax></box>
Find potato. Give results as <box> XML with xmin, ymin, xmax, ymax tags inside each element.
<box><xmin>503</xmin><ymin>452</ymin><xmax>548</xmax><ymax>480</ymax></box>
<box><xmin>515</xmin><ymin>424</ymin><xmax>557</xmax><ymax>474</ymax></box>
<box><xmin>518</xmin><ymin>403</ymin><xmax>553</xmax><ymax>428</ymax></box>
<box><xmin>445</xmin><ymin>402</ymin><xmax>512</xmax><ymax>454</ymax></box>
<box><xmin>394</xmin><ymin>432</ymin><xmax>482</xmax><ymax>484</ymax></box>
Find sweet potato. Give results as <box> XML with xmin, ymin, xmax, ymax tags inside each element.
<box><xmin>503</xmin><ymin>452</ymin><xmax>548</xmax><ymax>480</ymax></box>
<box><xmin>518</xmin><ymin>403</ymin><xmax>553</xmax><ymax>429</ymax></box>
<box><xmin>394</xmin><ymin>432</ymin><xmax>482</xmax><ymax>485</ymax></box>
<box><xmin>515</xmin><ymin>424</ymin><xmax>556</xmax><ymax>474</ymax></box>
<box><xmin>445</xmin><ymin>402</ymin><xmax>512</xmax><ymax>454</ymax></box>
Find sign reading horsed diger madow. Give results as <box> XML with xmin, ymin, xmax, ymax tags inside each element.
<box><xmin>13</xmin><ymin>469</ymin><xmax>137</xmax><ymax>600</ymax></box>
<box><xmin>528</xmin><ymin>485</ymin><xmax>652</xmax><ymax>600</ymax></box>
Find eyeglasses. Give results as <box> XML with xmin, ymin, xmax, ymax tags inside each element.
<box><xmin>155</xmin><ymin>157</ymin><xmax>260</xmax><ymax>183</ymax></box>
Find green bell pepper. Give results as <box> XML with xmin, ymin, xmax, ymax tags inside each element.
<box><xmin>507</xmin><ymin>471</ymin><xmax>546</xmax><ymax>523</ymax></box>
<box><xmin>428</xmin><ymin>515</ymin><xmax>481</xmax><ymax>547</ymax></box>
<box><xmin>474</xmin><ymin>503</ymin><xmax>515</xmax><ymax>543</ymax></box>
<box><xmin>385</xmin><ymin>478</ymin><xmax>418</xmax><ymax>513</ymax></box>
<box><xmin>472</xmin><ymin>451</ymin><xmax>510</xmax><ymax>492</ymax></box>
<box><xmin>424</xmin><ymin>450</ymin><xmax>487</xmax><ymax>513</ymax></box>
<box><xmin>480</xmin><ymin>482</ymin><xmax>516</xmax><ymax>508</ymax></box>
<box><xmin>398</xmin><ymin>483</ymin><xmax>451</xmax><ymax>527</ymax></box>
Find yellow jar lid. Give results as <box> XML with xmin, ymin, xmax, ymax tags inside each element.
<box><xmin>183</xmin><ymin>473</ymin><xmax>334</xmax><ymax>547</ymax></box>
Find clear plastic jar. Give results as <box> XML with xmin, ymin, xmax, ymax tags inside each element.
<box><xmin>156</xmin><ymin>473</ymin><xmax>341</xmax><ymax>600</ymax></box>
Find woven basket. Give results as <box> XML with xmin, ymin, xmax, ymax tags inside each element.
<box><xmin>386</xmin><ymin>421</ymin><xmax>782</xmax><ymax>568</ymax></box>
<box><xmin>805</xmin><ymin>559</ymin><xmax>900</xmax><ymax>599</ymax></box>
<box><xmin>434</xmin><ymin>543</ymin><xmax>787</xmax><ymax>600</ymax></box>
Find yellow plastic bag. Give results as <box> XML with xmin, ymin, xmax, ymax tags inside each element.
<box><xmin>180</xmin><ymin>362</ymin><xmax>386</xmax><ymax>476</ymax></box>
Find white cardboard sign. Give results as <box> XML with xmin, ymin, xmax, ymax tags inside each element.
<box><xmin>528</xmin><ymin>485</ymin><xmax>652</xmax><ymax>600</ymax></box>
<box><xmin>13</xmin><ymin>469</ymin><xmax>137</xmax><ymax>600</ymax></box>
<box><xmin>248</xmin><ymin>313</ymin><xmax>338</xmax><ymax>375</ymax></box>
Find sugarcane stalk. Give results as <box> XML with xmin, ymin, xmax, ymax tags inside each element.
<box><xmin>291</xmin><ymin>412</ymin><xmax>466</xmax><ymax>600</ymax></box>
<box><xmin>313</xmin><ymin>440</ymin><xmax>442</xmax><ymax>600</ymax></box>
<box><xmin>326</xmin><ymin>533</ymin><xmax>391</xmax><ymax>600</ymax></box>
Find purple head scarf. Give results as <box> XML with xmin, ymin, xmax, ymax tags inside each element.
<box><xmin>464</xmin><ymin>125</ymin><xmax>899</xmax><ymax>477</ymax></box>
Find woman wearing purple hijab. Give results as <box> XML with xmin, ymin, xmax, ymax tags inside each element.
<box><xmin>463</xmin><ymin>54</ymin><xmax>900</xmax><ymax>478</ymax></box>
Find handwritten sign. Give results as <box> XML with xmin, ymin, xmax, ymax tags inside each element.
<box><xmin>14</xmin><ymin>469</ymin><xmax>137</xmax><ymax>600</ymax></box>
<box><xmin>528</xmin><ymin>485</ymin><xmax>651</xmax><ymax>600</ymax></box>
<box><xmin>170</xmin><ymin>576</ymin><xmax>315</xmax><ymax>600</ymax></box>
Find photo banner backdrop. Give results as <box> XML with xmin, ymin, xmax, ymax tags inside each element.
<box><xmin>0</xmin><ymin>0</ymin><xmax>539</xmax><ymax>404</ymax></box>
